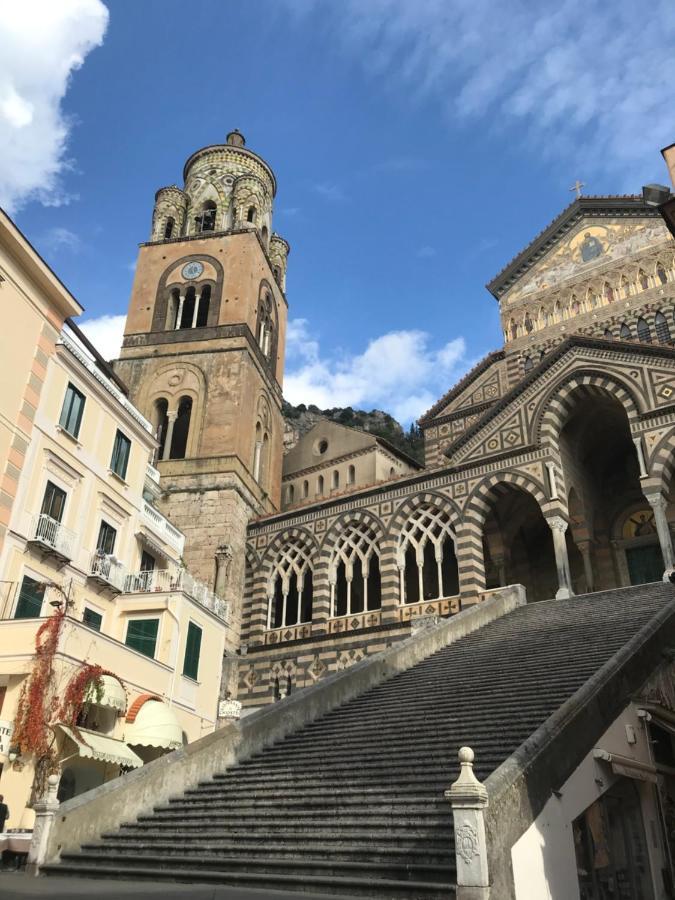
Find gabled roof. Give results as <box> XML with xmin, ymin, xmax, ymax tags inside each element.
<box><xmin>418</xmin><ymin>350</ymin><xmax>505</xmax><ymax>425</ymax></box>
<box><xmin>443</xmin><ymin>334</ymin><xmax>675</xmax><ymax>460</ymax></box>
<box><xmin>487</xmin><ymin>196</ymin><xmax>660</xmax><ymax>301</ymax></box>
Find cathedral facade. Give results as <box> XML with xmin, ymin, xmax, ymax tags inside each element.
<box><xmin>115</xmin><ymin>134</ymin><xmax>675</xmax><ymax>712</ymax></box>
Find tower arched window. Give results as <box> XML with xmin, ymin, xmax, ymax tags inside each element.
<box><xmin>571</xmin><ymin>297</ymin><xmax>581</xmax><ymax>316</ymax></box>
<box><xmin>639</xmin><ymin>269</ymin><xmax>649</xmax><ymax>291</ymax></box>
<box><xmin>657</xmin><ymin>262</ymin><xmax>668</xmax><ymax>285</ymax></box>
<box><xmin>317</xmin><ymin>475</ymin><xmax>324</xmax><ymax>496</ymax></box>
<box><xmin>252</xmin><ymin>422</ymin><xmax>269</xmax><ymax>486</ymax></box>
<box><xmin>267</xmin><ymin>537</ymin><xmax>314</xmax><ymax>629</ymax></box>
<box><xmin>169</xmin><ymin>396</ymin><xmax>192</xmax><ymax>459</ymax></box>
<box><xmin>261</xmin><ymin>226</ymin><xmax>269</xmax><ymax>247</ymax></box>
<box><xmin>348</xmin><ymin>465</ymin><xmax>355</xmax><ymax>485</ymax></box>
<box><xmin>509</xmin><ymin>320</ymin><xmax>518</xmax><ymax>340</ymax></box>
<box><xmin>178</xmin><ymin>286</ymin><xmax>196</xmax><ymax>329</ymax></box>
<box><xmin>524</xmin><ymin>313</ymin><xmax>533</xmax><ymax>333</ymax></box>
<box><xmin>164</xmin><ymin>217</ymin><xmax>175</xmax><ymax>240</ymax></box>
<box><xmin>167</xmin><ymin>288</ymin><xmax>180</xmax><ymax>329</ymax></box>
<box><xmin>256</xmin><ymin>294</ymin><xmax>275</xmax><ymax>361</ymax></box>
<box><xmin>620</xmin><ymin>275</ymin><xmax>630</xmax><ymax>298</ymax></box>
<box><xmin>397</xmin><ymin>505</ymin><xmax>459</xmax><ymax>605</ymax></box>
<box><xmin>196</xmin><ymin>284</ymin><xmax>211</xmax><ymax>327</ymax></box>
<box><xmin>332</xmin><ymin>470</ymin><xmax>339</xmax><ymax>490</ymax></box>
<box><xmin>153</xmin><ymin>398</ymin><xmax>169</xmax><ymax>462</ymax></box>
<box><xmin>655</xmin><ymin>310</ymin><xmax>671</xmax><ymax>343</ymax></box>
<box><xmin>273</xmin><ymin>266</ymin><xmax>281</xmax><ymax>285</ymax></box>
<box><xmin>620</xmin><ymin>322</ymin><xmax>632</xmax><ymax>340</ymax></box>
<box><xmin>603</xmin><ymin>282</ymin><xmax>615</xmax><ymax>303</ymax></box>
<box><xmin>247</xmin><ymin>206</ymin><xmax>256</xmax><ymax>224</ymax></box>
<box><xmin>330</xmin><ymin>521</ymin><xmax>381</xmax><ymax>618</ymax></box>
<box><xmin>637</xmin><ymin>317</ymin><xmax>652</xmax><ymax>343</ymax></box>
<box><xmin>302</xmin><ymin>480</ymin><xmax>309</xmax><ymax>499</ymax></box>
<box><xmin>288</xmin><ymin>484</ymin><xmax>295</xmax><ymax>504</ymax></box>
<box><xmin>195</xmin><ymin>201</ymin><xmax>217</xmax><ymax>234</ymax></box>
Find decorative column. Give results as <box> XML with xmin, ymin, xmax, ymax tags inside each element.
<box><xmin>645</xmin><ymin>492</ymin><xmax>675</xmax><ymax>572</ymax></box>
<box><xmin>174</xmin><ymin>295</ymin><xmax>185</xmax><ymax>330</ymax></box>
<box><xmin>161</xmin><ymin>411</ymin><xmax>178</xmax><ymax>461</ymax></box>
<box><xmin>633</xmin><ymin>436</ymin><xmax>648</xmax><ymax>479</ymax></box>
<box><xmin>546</xmin><ymin>516</ymin><xmax>574</xmax><ymax>599</ymax></box>
<box><xmin>26</xmin><ymin>773</ymin><xmax>60</xmax><ymax>875</ymax></box>
<box><xmin>214</xmin><ymin>543</ymin><xmax>233</xmax><ymax>598</ymax></box>
<box><xmin>445</xmin><ymin>747</ymin><xmax>490</xmax><ymax>899</ymax></box>
<box><xmin>191</xmin><ymin>293</ymin><xmax>201</xmax><ymax>328</ymax></box>
<box><xmin>379</xmin><ymin>542</ymin><xmax>402</xmax><ymax>626</ymax></box>
<box><xmin>576</xmin><ymin>539</ymin><xmax>594</xmax><ymax>593</ymax></box>
<box><xmin>456</xmin><ymin>522</ymin><xmax>487</xmax><ymax>606</ymax></box>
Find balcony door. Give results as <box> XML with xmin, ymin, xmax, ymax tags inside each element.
<box><xmin>41</xmin><ymin>481</ymin><xmax>66</xmax><ymax>523</ymax></box>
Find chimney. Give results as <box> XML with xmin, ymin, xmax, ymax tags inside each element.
<box><xmin>662</xmin><ymin>142</ymin><xmax>675</xmax><ymax>189</ymax></box>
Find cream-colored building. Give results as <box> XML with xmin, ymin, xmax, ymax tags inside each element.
<box><xmin>0</xmin><ymin>220</ymin><xmax>230</xmax><ymax>830</ymax></box>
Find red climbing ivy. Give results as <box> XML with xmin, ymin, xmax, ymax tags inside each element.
<box><xmin>12</xmin><ymin>605</ymin><xmax>65</xmax><ymax>796</ymax></box>
<box><xmin>58</xmin><ymin>665</ymin><xmax>120</xmax><ymax>741</ymax></box>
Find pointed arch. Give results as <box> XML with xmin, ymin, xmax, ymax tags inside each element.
<box><xmin>655</xmin><ymin>310</ymin><xmax>671</xmax><ymax>343</ymax></box>
<box><xmin>327</xmin><ymin>519</ymin><xmax>383</xmax><ymax>617</ymax></box>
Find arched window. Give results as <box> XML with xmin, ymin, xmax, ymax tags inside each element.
<box><xmin>523</xmin><ymin>356</ymin><xmax>533</xmax><ymax>372</ymax></box>
<box><xmin>196</xmin><ymin>284</ymin><xmax>211</xmax><ymax>327</ymax></box>
<box><xmin>655</xmin><ymin>311</ymin><xmax>671</xmax><ymax>343</ymax></box>
<box><xmin>509</xmin><ymin>320</ymin><xmax>518</xmax><ymax>340</ymax></box>
<box><xmin>620</xmin><ymin>322</ymin><xmax>632</xmax><ymax>340</ymax></box>
<box><xmin>637</xmin><ymin>317</ymin><xmax>652</xmax><ymax>343</ymax></box>
<box><xmin>620</xmin><ymin>275</ymin><xmax>630</xmax><ymax>298</ymax></box>
<box><xmin>348</xmin><ymin>465</ymin><xmax>355</xmax><ymax>485</ymax></box>
<box><xmin>252</xmin><ymin>422</ymin><xmax>269</xmax><ymax>485</ymax></box>
<box><xmin>179</xmin><ymin>286</ymin><xmax>196</xmax><ymax>329</ymax></box>
<box><xmin>317</xmin><ymin>475</ymin><xmax>324</xmax><ymax>496</ymax></box>
<box><xmin>153</xmin><ymin>398</ymin><xmax>169</xmax><ymax>462</ymax></box>
<box><xmin>539</xmin><ymin>307</ymin><xmax>548</xmax><ymax>328</ymax></box>
<box><xmin>288</xmin><ymin>484</ymin><xmax>295</xmax><ymax>504</ymax></box>
<box><xmin>256</xmin><ymin>294</ymin><xmax>274</xmax><ymax>361</ymax></box>
<box><xmin>603</xmin><ymin>328</ymin><xmax>614</xmax><ymax>340</ymax></box>
<box><xmin>332</xmin><ymin>470</ymin><xmax>339</xmax><ymax>490</ymax></box>
<box><xmin>167</xmin><ymin>288</ymin><xmax>180</xmax><ymax>329</ymax></box>
<box><xmin>657</xmin><ymin>262</ymin><xmax>668</xmax><ymax>285</ymax></box>
<box><xmin>195</xmin><ymin>201</ymin><xmax>217</xmax><ymax>234</ymax></box>
<box><xmin>389</xmin><ymin>467</ymin><xmax>396</xmax><ymax>477</ymax></box>
<box><xmin>169</xmin><ymin>397</ymin><xmax>192</xmax><ymax>459</ymax></box>
<box><xmin>553</xmin><ymin>301</ymin><xmax>562</xmax><ymax>321</ymax></box>
<box><xmin>164</xmin><ymin>217</ymin><xmax>175</xmax><ymax>240</ymax></box>
<box><xmin>302</xmin><ymin>480</ymin><xmax>309</xmax><ymax>499</ymax></box>
<box><xmin>247</xmin><ymin>206</ymin><xmax>256</xmax><ymax>224</ymax></box>
<box><xmin>639</xmin><ymin>269</ymin><xmax>649</xmax><ymax>291</ymax></box>
<box><xmin>261</xmin><ymin>225</ymin><xmax>269</xmax><ymax>246</ymax></box>
<box><xmin>524</xmin><ymin>312</ymin><xmax>533</xmax><ymax>333</ymax></box>
<box><xmin>603</xmin><ymin>282</ymin><xmax>615</xmax><ymax>303</ymax></box>
<box><xmin>330</xmin><ymin>521</ymin><xmax>381</xmax><ymax>617</ymax></box>
<box><xmin>273</xmin><ymin>266</ymin><xmax>281</xmax><ymax>285</ymax></box>
<box><xmin>267</xmin><ymin>537</ymin><xmax>314</xmax><ymax>629</ymax></box>
<box><xmin>397</xmin><ymin>505</ymin><xmax>459</xmax><ymax>605</ymax></box>
<box><xmin>571</xmin><ymin>296</ymin><xmax>581</xmax><ymax>316</ymax></box>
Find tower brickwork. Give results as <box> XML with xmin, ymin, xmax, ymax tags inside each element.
<box><xmin>114</xmin><ymin>131</ymin><xmax>289</xmax><ymax>660</ymax></box>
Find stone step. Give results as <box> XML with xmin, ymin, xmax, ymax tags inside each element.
<box><xmin>110</xmin><ymin>825</ymin><xmax>453</xmax><ymax>843</ymax></box>
<box><xmin>42</xmin><ymin>862</ymin><xmax>457</xmax><ymax>899</ymax></box>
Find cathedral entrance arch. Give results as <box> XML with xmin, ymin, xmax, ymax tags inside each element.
<box><xmin>481</xmin><ymin>483</ymin><xmax>558</xmax><ymax>602</ymax></box>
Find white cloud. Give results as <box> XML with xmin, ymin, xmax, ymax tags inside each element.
<box><xmin>288</xmin><ymin>0</ymin><xmax>675</xmax><ymax>185</ymax></box>
<box><xmin>78</xmin><ymin>313</ymin><xmax>125</xmax><ymax>362</ymax></box>
<box><xmin>312</xmin><ymin>181</ymin><xmax>347</xmax><ymax>203</ymax></box>
<box><xmin>284</xmin><ymin>319</ymin><xmax>468</xmax><ymax>422</ymax></box>
<box><xmin>0</xmin><ymin>0</ymin><xmax>109</xmax><ymax>213</ymax></box>
<box><xmin>416</xmin><ymin>245</ymin><xmax>436</xmax><ymax>259</ymax></box>
<box><xmin>41</xmin><ymin>226</ymin><xmax>81</xmax><ymax>254</ymax></box>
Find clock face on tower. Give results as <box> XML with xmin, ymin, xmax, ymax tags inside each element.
<box><xmin>181</xmin><ymin>261</ymin><xmax>204</xmax><ymax>280</ymax></box>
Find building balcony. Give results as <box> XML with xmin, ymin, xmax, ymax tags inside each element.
<box><xmin>124</xmin><ymin>567</ymin><xmax>229</xmax><ymax>622</ymax></box>
<box><xmin>140</xmin><ymin>499</ymin><xmax>185</xmax><ymax>556</ymax></box>
<box><xmin>27</xmin><ymin>513</ymin><xmax>76</xmax><ymax>566</ymax></box>
<box><xmin>89</xmin><ymin>552</ymin><xmax>127</xmax><ymax>593</ymax></box>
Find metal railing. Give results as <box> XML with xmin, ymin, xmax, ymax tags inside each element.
<box><xmin>31</xmin><ymin>514</ymin><xmax>76</xmax><ymax>559</ymax></box>
<box><xmin>124</xmin><ymin>567</ymin><xmax>229</xmax><ymax>621</ymax></box>
<box><xmin>89</xmin><ymin>552</ymin><xmax>127</xmax><ymax>592</ymax></box>
<box><xmin>141</xmin><ymin>499</ymin><xmax>185</xmax><ymax>555</ymax></box>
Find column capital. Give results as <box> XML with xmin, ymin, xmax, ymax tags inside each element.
<box><xmin>546</xmin><ymin>515</ymin><xmax>568</xmax><ymax>534</ymax></box>
<box><xmin>645</xmin><ymin>492</ymin><xmax>667</xmax><ymax>511</ymax></box>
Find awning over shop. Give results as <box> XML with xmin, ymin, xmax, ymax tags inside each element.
<box><xmin>56</xmin><ymin>724</ymin><xmax>143</xmax><ymax>769</ymax></box>
<box><xmin>124</xmin><ymin>698</ymin><xmax>183</xmax><ymax>751</ymax></box>
<box><xmin>84</xmin><ymin>674</ymin><xmax>127</xmax><ymax>713</ymax></box>
<box><xmin>593</xmin><ymin>748</ymin><xmax>658</xmax><ymax>784</ymax></box>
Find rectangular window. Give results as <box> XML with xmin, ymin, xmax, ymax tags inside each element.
<box><xmin>125</xmin><ymin>618</ymin><xmax>159</xmax><ymax>658</ymax></box>
<box><xmin>15</xmin><ymin>575</ymin><xmax>46</xmax><ymax>619</ymax></box>
<box><xmin>59</xmin><ymin>383</ymin><xmax>85</xmax><ymax>438</ymax></box>
<box><xmin>182</xmin><ymin>621</ymin><xmax>202</xmax><ymax>680</ymax></box>
<box><xmin>96</xmin><ymin>520</ymin><xmax>117</xmax><ymax>556</ymax></box>
<box><xmin>40</xmin><ymin>481</ymin><xmax>66</xmax><ymax>523</ymax></box>
<box><xmin>140</xmin><ymin>550</ymin><xmax>156</xmax><ymax>572</ymax></box>
<box><xmin>82</xmin><ymin>607</ymin><xmax>102</xmax><ymax>631</ymax></box>
<box><xmin>110</xmin><ymin>430</ymin><xmax>131</xmax><ymax>480</ymax></box>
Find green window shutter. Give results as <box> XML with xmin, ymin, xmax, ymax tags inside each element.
<box><xmin>182</xmin><ymin>622</ymin><xmax>202</xmax><ymax>680</ymax></box>
<box><xmin>83</xmin><ymin>607</ymin><xmax>102</xmax><ymax>631</ymax></box>
<box><xmin>15</xmin><ymin>576</ymin><xmax>46</xmax><ymax>619</ymax></box>
<box><xmin>125</xmin><ymin>618</ymin><xmax>159</xmax><ymax>658</ymax></box>
<box><xmin>111</xmin><ymin>430</ymin><xmax>131</xmax><ymax>479</ymax></box>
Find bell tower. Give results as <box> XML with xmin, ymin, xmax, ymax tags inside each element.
<box><xmin>115</xmin><ymin>130</ymin><xmax>290</xmax><ymax>651</ymax></box>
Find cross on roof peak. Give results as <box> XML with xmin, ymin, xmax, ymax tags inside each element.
<box><xmin>570</xmin><ymin>179</ymin><xmax>585</xmax><ymax>199</ymax></box>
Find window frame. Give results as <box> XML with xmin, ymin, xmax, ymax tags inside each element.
<box><xmin>82</xmin><ymin>607</ymin><xmax>103</xmax><ymax>631</ymax></box>
<box><xmin>41</xmin><ymin>480</ymin><xmax>67</xmax><ymax>523</ymax></box>
<box><xmin>96</xmin><ymin>519</ymin><xmax>117</xmax><ymax>556</ymax></box>
<box><xmin>59</xmin><ymin>382</ymin><xmax>86</xmax><ymax>439</ymax></box>
<box><xmin>182</xmin><ymin>621</ymin><xmax>203</xmax><ymax>681</ymax></box>
<box><xmin>110</xmin><ymin>429</ymin><xmax>131</xmax><ymax>480</ymax></box>
<box><xmin>14</xmin><ymin>574</ymin><xmax>46</xmax><ymax>619</ymax></box>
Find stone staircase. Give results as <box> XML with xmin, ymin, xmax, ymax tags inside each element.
<box><xmin>44</xmin><ymin>583</ymin><xmax>674</xmax><ymax>897</ymax></box>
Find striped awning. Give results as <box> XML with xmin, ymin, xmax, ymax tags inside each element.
<box><xmin>56</xmin><ymin>725</ymin><xmax>143</xmax><ymax>769</ymax></box>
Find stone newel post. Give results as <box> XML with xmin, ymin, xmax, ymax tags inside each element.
<box><xmin>26</xmin><ymin>773</ymin><xmax>60</xmax><ymax>875</ymax></box>
<box><xmin>445</xmin><ymin>747</ymin><xmax>490</xmax><ymax>899</ymax></box>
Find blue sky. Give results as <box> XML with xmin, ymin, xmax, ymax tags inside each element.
<box><xmin>2</xmin><ymin>0</ymin><xmax>675</xmax><ymax>422</ymax></box>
